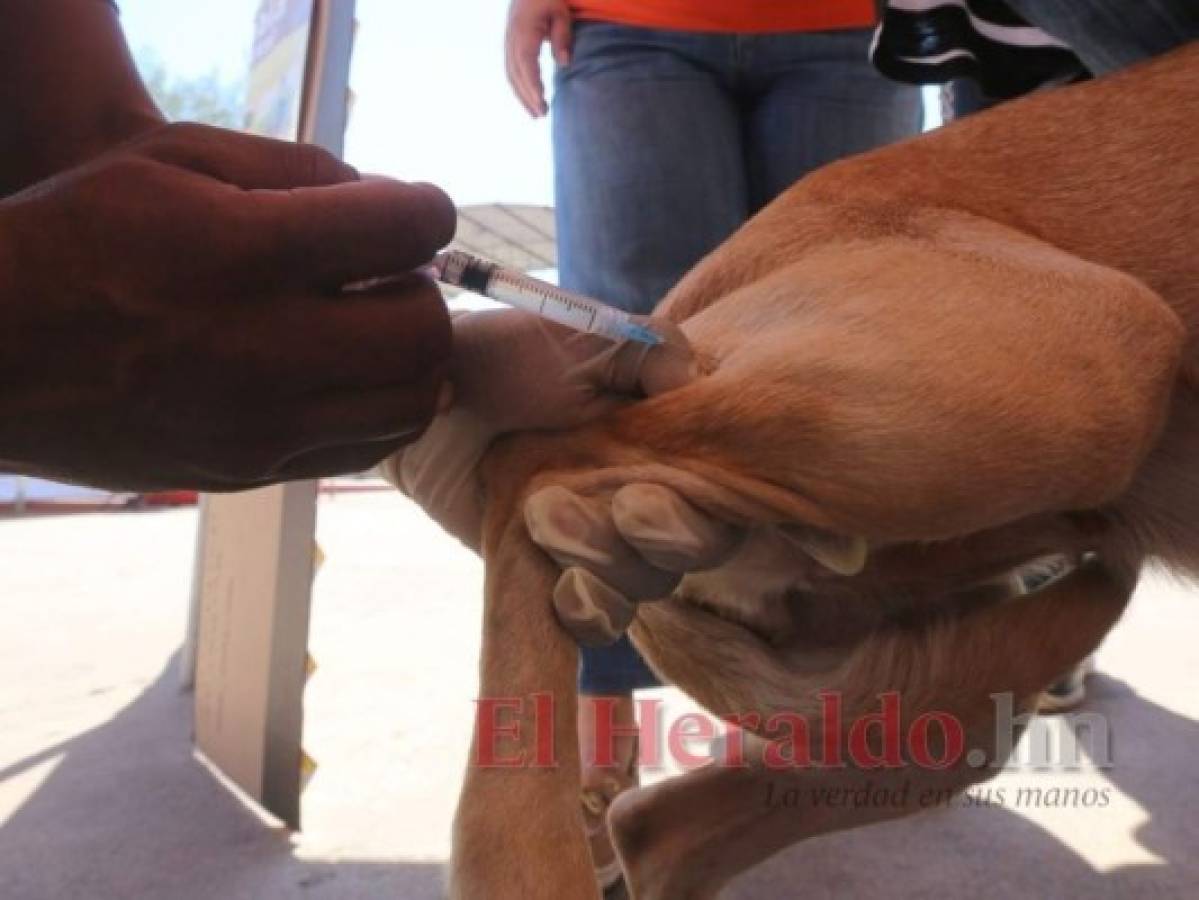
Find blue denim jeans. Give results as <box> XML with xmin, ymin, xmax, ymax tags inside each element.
<box><xmin>552</xmin><ymin>23</ymin><xmax>923</xmax><ymax>315</ymax></box>
<box><xmin>552</xmin><ymin>23</ymin><xmax>923</xmax><ymax>694</ymax></box>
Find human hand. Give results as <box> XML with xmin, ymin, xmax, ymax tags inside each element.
<box><xmin>384</xmin><ymin>309</ymin><xmax>695</xmax><ymax>548</ymax></box>
<box><xmin>0</xmin><ymin>123</ymin><xmax>456</xmax><ymax>491</ymax></box>
<box><xmin>505</xmin><ymin>0</ymin><xmax>573</xmax><ymax>117</ymax></box>
<box><xmin>525</xmin><ymin>484</ymin><xmax>868</xmax><ymax>646</ymax></box>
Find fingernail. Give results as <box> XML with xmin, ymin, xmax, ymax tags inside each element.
<box><xmin>524</xmin><ymin>486</ymin><xmax>610</xmax><ymax>564</ymax></box>
<box><xmin>639</xmin><ymin>319</ymin><xmax>699</xmax><ymax>394</ymax></box>
<box><xmin>611</xmin><ymin>484</ymin><xmax>738</xmax><ymax>572</ymax></box>
<box><xmin>553</xmin><ymin>569</ymin><xmax>635</xmax><ymax>647</ymax></box>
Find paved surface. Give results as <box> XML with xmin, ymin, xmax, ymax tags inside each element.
<box><xmin>1</xmin><ymin>491</ymin><xmax>1197</xmax><ymax>899</ymax></box>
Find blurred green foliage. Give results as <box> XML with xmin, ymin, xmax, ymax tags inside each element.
<box><xmin>136</xmin><ymin>51</ymin><xmax>245</xmax><ymax>128</ymax></box>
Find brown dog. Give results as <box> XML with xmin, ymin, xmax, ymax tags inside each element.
<box><xmin>449</xmin><ymin>43</ymin><xmax>1199</xmax><ymax>899</ymax></box>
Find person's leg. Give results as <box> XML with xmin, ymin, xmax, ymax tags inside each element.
<box><xmin>743</xmin><ymin>27</ymin><xmax>924</xmax><ymax>212</ymax></box>
<box><xmin>553</xmin><ymin>18</ymin><xmax>750</xmax><ymax>716</ymax></box>
<box><xmin>577</xmin><ymin>636</ymin><xmax>655</xmax><ymax>800</ymax></box>
<box><xmin>578</xmin><ymin>634</ymin><xmax>659</xmax><ymax>714</ymax></box>
<box><xmin>946</xmin><ymin>76</ymin><xmax>1001</xmax><ymax>120</ymax></box>
<box><xmin>576</xmin><ymin>636</ymin><xmax>650</xmax><ymax>889</ymax></box>
<box><xmin>553</xmin><ymin>22</ymin><xmax>750</xmax><ymax>314</ymax></box>
<box><xmin>553</xmin><ymin>20</ymin><xmax>751</xmax><ymax>718</ymax></box>
<box><xmin>552</xmin><ymin>22</ymin><xmax>750</xmax><ymax>888</ymax></box>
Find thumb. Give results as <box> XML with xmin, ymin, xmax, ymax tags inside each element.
<box><xmin>636</xmin><ymin>318</ymin><xmax>699</xmax><ymax>395</ymax></box>
<box><xmin>570</xmin><ymin>317</ymin><xmax>698</xmax><ymax>398</ymax></box>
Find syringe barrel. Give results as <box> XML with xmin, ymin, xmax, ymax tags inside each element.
<box><xmin>432</xmin><ymin>250</ymin><xmax>653</xmax><ymax>343</ymax></box>
<box><xmin>473</xmin><ymin>263</ymin><xmax>618</xmax><ymax>336</ymax></box>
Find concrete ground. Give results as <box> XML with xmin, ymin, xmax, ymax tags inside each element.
<box><xmin>1</xmin><ymin>490</ymin><xmax>1197</xmax><ymax>899</ymax></box>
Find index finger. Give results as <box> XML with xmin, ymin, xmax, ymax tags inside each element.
<box><xmin>512</xmin><ymin>33</ymin><xmax>548</xmax><ymax>116</ymax></box>
<box><xmin>243</xmin><ymin>177</ymin><xmax>456</xmax><ymax>290</ymax></box>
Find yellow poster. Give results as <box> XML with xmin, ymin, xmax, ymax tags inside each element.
<box><xmin>243</xmin><ymin>0</ymin><xmax>314</xmax><ymax>139</ymax></box>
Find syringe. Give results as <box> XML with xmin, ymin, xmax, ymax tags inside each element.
<box><xmin>427</xmin><ymin>250</ymin><xmax>662</xmax><ymax>346</ymax></box>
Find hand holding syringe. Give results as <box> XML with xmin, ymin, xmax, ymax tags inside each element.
<box><xmin>427</xmin><ymin>250</ymin><xmax>662</xmax><ymax>346</ymax></box>
<box><xmin>387</xmin><ymin>253</ymin><xmax>696</xmax><ymax>552</ymax></box>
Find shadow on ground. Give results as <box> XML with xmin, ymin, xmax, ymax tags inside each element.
<box><xmin>3</xmin><ymin>658</ymin><xmax>1197</xmax><ymax>900</ymax></box>
<box><xmin>727</xmin><ymin>674</ymin><xmax>1199</xmax><ymax>899</ymax></box>
<box><xmin>0</xmin><ymin>653</ymin><xmax>445</xmax><ymax>900</ymax></box>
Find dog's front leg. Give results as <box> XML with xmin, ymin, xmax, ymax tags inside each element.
<box><xmin>631</xmin><ymin>219</ymin><xmax>1186</xmax><ymax>543</ymax></box>
<box><xmin>449</xmin><ymin>477</ymin><xmax>597</xmax><ymax>900</ymax></box>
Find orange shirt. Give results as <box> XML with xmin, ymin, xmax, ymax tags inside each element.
<box><xmin>568</xmin><ymin>1</ymin><xmax>878</xmax><ymax>34</ymax></box>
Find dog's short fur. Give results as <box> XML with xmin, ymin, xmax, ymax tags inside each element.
<box><xmin>449</xmin><ymin>44</ymin><xmax>1199</xmax><ymax>899</ymax></box>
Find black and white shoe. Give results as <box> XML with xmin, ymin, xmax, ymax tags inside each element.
<box><xmin>1037</xmin><ymin>656</ymin><xmax>1096</xmax><ymax>713</ymax></box>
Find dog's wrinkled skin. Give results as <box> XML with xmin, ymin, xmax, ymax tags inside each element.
<box><xmin>449</xmin><ymin>46</ymin><xmax>1199</xmax><ymax>899</ymax></box>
